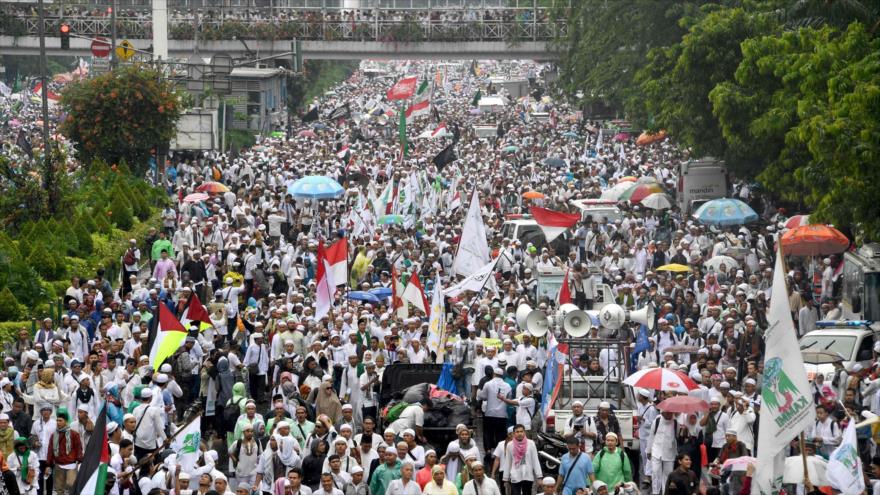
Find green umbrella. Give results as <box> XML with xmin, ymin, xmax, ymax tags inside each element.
<box><xmin>503</xmin><ymin>145</ymin><xmax>519</xmax><ymax>153</ymax></box>
<box><xmin>270</xmin><ymin>131</ymin><xmax>285</xmax><ymax>138</ymax></box>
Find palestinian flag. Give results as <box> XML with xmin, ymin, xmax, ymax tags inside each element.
<box><xmin>471</xmin><ymin>89</ymin><xmax>482</xmax><ymax>107</ymax></box>
<box><xmin>72</xmin><ymin>403</ymin><xmax>109</xmax><ymax>495</ymax></box>
<box><xmin>149</xmin><ymin>304</ymin><xmax>187</xmax><ymax>370</ymax></box>
<box><xmin>180</xmin><ymin>292</ymin><xmax>211</xmax><ymax>332</ymax></box>
<box><xmin>414</xmin><ymin>78</ymin><xmax>430</xmax><ymax>102</ymax></box>
<box><xmin>398</xmin><ymin>108</ymin><xmax>408</xmax><ymax>158</ymax></box>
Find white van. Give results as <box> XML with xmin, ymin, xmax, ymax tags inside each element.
<box><xmin>800</xmin><ymin>320</ymin><xmax>880</xmax><ymax>381</ymax></box>
<box><xmin>570</xmin><ymin>199</ymin><xmax>623</xmax><ymax>224</ymax></box>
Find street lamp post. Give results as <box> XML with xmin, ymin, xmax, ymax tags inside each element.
<box><xmin>37</xmin><ymin>0</ymin><xmax>54</xmax><ymax>210</ymax></box>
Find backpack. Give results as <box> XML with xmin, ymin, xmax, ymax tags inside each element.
<box><xmin>594</xmin><ymin>448</ymin><xmax>626</xmax><ymax>475</ymax></box>
<box><xmin>223</xmin><ymin>397</ymin><xmax>245</xmax><ymax>432</ymax></box>
<box><xmin>385</xmin><ymin>402</ymin><xmax>410</xmax><ymax>424</ymax></box>
<box><xmin>123</xmin><ymin>248</ymin><xmax>136</xmax><ymax>266</ymax></box>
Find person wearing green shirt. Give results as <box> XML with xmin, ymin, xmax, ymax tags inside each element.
<box><xmin>290</xmin><ymin>405</ymin><xmax>315</xmax><ymax>450</ymax></box>
<box><xmin>233</xmin><ymin>399</ymin><xmax>265</xmax><ymax>443</ymax></box>
<box><xmin>150</xmin><ymin>231</ymin><xmax>174</xmax><ymax>261</ymax></box>
<box><xmin>592</xmin><ymin>432</ymin><xmax>632</xmax><ymax>490</ymax></box>
<box><xmin>370</xmin><ymin>449</ymin><xmax>402</xmax><ymax>495</ymax></box>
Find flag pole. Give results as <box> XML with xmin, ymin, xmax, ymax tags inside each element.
<box><xmin>119</xmin><ymin>410</ymin><xmax>203</xmax><ymax>479</ymax></box>
<box><xmin>799</xmin><ymin>432</ymin><xmax>810</xmax><ymax>485</ymax></box>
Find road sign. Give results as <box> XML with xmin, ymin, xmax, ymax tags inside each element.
<box><xmin>115</xmin><ymin>40</ymin><xmax>135</xmax><ymax>61</ymax></box>
<box><xmin>91</xmin><ymin>37</ymin><xmax>110</xmax><ymax>58</ymax></box>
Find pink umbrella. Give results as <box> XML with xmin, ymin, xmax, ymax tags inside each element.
<box><xmin>613</xmin><ymin>132</ymin><xmax>629</xmax><ymax>142</ymax></box>
<box><xmin>722</xmin><ymin>456</ymin><xmax>757</xmax><ymax>472</ymax></box>
<box><xmin>183</xmin><ymin>192</ymin><xmax>209</xmax><ymax>203</ymax></box>
<box><xmin>297</xmin><ymin>130</ymin><xmax>317</xmax><ymax>138</ymax></box>
<box><xmin>784</xmin><ymin>214</ymin><xmax>811</xmax><ymax>229</ymax></box>
<box><xmin>657</xmin><ymin>395</ymin><xmax>709</xmax><ymax>414</ymax></box>
<box><xmin>623</xmin><ymin>367</ymin><xmax>698</xmax><ymax>392</ymax></box>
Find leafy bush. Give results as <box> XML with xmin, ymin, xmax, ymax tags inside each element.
<box><xmin>27</xmin><ymin>243</ymin><xmax>63</xmax><ymax>280</ymax></box>
<box><xmin>108</xmin><ymin>194</ymin><xmax>134</xmax><ymax>231</ymax></box>
<box><xmin>0</xmin><ymin>288</ymin><xmax>24</xmax><ymax>321</ymax></box>
<box><xmin>74</xmin><ymin>221</ymin><xmax>94</xmax><ymax>255</ymax></box>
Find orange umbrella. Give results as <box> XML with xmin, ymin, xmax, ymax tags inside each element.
<box><xmin>522</xmin><ymin>191</ymin><xmax>545</xmax><ymax>199</ymax></box>
<box><xmin>636</xmin><ymin>129</ymin><xmax>667</xmax><ymax>146</ymax></box>
<box><xmin>781</xmin><ymin>225</ymin><xmax>849</xmax><ymax>256</ymax></box>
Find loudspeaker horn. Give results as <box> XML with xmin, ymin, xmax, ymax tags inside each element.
<box><xmin>559</xmin><ymin>304</ymin><xmax>592</xmax><ymax>338</ymax></box>
<box><xmin>515</xmin><ymin>304</ymin><xmax>550</xmax><ymax>337</ymax></box>
<box><xmin>628</xmin><ymin>304</ymin><xmax>655</xmax><ymax>330</ymax></box>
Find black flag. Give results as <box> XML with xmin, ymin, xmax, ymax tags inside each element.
<box><xmin>15</xmin><ymin>129</ymin><xmax>32</xmax><ymax>158</ymax></box>
<box><xmin>302</xmin><ymin>107</ymin><xmax>319</xmax><ymax>122</ymax></box>
<box><xmin>432</xmin><ymin>144</ymin><xmax>457</xmax><ymax>169</ymax></box>
<box><xmin>328</xmin><ymin>104</ymin><xmax>350</xmax><ymax>121</ymax></box>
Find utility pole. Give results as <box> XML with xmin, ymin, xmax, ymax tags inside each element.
<box><xmin>37</xmin><ymin>0</ymin><xmax>55</xmax><ymax>211</ymax></box>
<box><xmin>110</xmin><ymin>0</ymin><xmax>117</xmax><ymax>68</ymax></box>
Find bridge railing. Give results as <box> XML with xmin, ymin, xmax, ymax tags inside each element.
<box><xmin>0</xmin><ymin>15</ymin><xmax>564</xmax><ymax>42</ymax></box>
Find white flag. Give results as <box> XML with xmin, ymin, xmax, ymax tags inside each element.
<box><xmin>170</xmin><ymin>417</ymin><xmax>202</xmax><ymax>474</ymax></box>
<box><xmin>827</xmin><ymin>421</ymin><xmax>865</xmax><ymax>495</ymax></box>
<box><xmin>427</xmin><ymin>275</ymin><xmax>445</xmax><ymax>358</ymax></box>
<box><xmin>752</xmin><ymin>246</ymin><xmax>816</xmax><ymax>494</ymax></box>
<box><xmin>444</xmin><ymin>257</ymin><xmax>499</xmax><ymax>298</ymax></box>
<box><xmin>452</xmin><ymin>189</ymin><xmax>491</xmax><ymax>277</ymax></box>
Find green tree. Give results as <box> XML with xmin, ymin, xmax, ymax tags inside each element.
<box><xmin>0</xmin><ymin>287</ymin><xmax>23</xmax><ymax>321</ymax></box>
<box><xmin>551</xmin><ymin>0</ymin><xmax>712</xmax><ymax>113</ymax></box>
<box><xmin>59</xmin><ymin>65</ymin><xmax>183</xmax><ymax>175</ymax></box>
<box><xmin>27</xmin><ymin>243</ymin><xmax>62</xmax><ymax>280</ymax></box>
<box><xmin>710</xmin><ymin>23</ymin><xmax>880</xmax><ymax>236</ymax></box>
<box><xmin>108</xmin><ymin>194</ymin><xmax>134</xmax><ymax>231</ymax></box>
<box><xmin>632</xmin><ymin>6</ymin><xmax>780</xmax><ymax>162</ymax></box>
<box><xmin>73</xmin><ymin>221</ymin><xmax>94</xmax><ymax>256</ymax></box>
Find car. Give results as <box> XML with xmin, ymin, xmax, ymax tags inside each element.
<box><xmin>570</xmin><ymin>199</ymin><xmax>623</xmax><ymax>224</ymax></box>
<box><xmin>799</xmin><ymin>320</ymin><xmax>880</xmax><ymax>381</ymax></box>
<box><xmin>500</xmin><ymin>215</ymin><xmax>570</xmax><ymax>254</ymax></box>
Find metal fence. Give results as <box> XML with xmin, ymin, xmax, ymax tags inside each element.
<box><xmin>3</xmin><ymin>14</ymin><xmax>565</xmax><ymax>41</ymax></box>
<box><xmin>1</xmin><ymin>0</ymin><xmax>566</xmax><ymax>9</ymax></box>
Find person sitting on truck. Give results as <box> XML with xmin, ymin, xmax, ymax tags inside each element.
<box><xmin>593</xmin><ymin>402</ymin><xmax>622</xmax><ymax>450</ymax></box>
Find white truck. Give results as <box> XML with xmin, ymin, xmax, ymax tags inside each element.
<box><xmin>841</xmin><ymin>244</ymin><xmax>880</xmax><ymax>321</ymax></box>
<box><xmin>676</xmin><ymin>157</ymin><xmax>728</xmax><ymax>216</ymax></box>
<box><xmin>800</xmin><ymin>320</ymin><xmax>880</xmax><ymax>381</ymax></box>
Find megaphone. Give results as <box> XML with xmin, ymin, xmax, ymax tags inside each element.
<box><xmin>598</xmin><ymin>303</ymin><xmax>655</xmax><ymax>330</ymax></box>
<box><xmin>516</xmin><ymin>304</ymin><xmax>550</xmax><ymax>337</ymax></box>
<box><xmin>558</xmin><ymin>303</ymin><xmax>592</xmax><ymax>338</ymax></box>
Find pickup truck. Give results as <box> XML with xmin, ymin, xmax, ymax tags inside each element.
<box><xmin>379</xmin><ymin>363</ymin><xmax>468</xmax><ymax>456</ymax></box>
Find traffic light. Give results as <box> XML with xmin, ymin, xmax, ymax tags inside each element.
<box><xmin>59</xmin><ymin>23</ymin><xmax>70</xmax><ymax>50</ymax></box>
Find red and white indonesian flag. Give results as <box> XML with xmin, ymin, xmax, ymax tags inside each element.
<box><xmin>336</xmin><ymin>146</ymin><xmax>350</xmax><ymax>159</ymax></box>
<box><xmin>405</xmin><ymin>99</ymin><xmax>430</xmax><ymax>123</ymax></box>
<box><xmin>418</xmin><ymin>122</ymin><xmax>448</xmax><ymax>139</ymax></box>
<box><xmin>315</xmin><ymin>241</ymin><xmax>335</xmax><ymax>320</ymax></box>
<box><xmin>402</xmin><ymin>271</ymin><xmax>429</xmax><ymax>316</ymax></box>
<box><xmin>530</xmin><ymin>206</ymin><xmax>581</xmax><ymax>242</ymax></box>
<box><xmin>325</xmin><ymin>238</ymin><xmax>349</xmax><ymax>287</ymax></box>
<box><xmin>448</xmin><ymin>190</ymin><xmax>462</xmax><ymax>211</ymax></box>
<box><xmin>623</xmin><ymin>367</ymin><xmax>699</xmax><ymax>392</ymax></box>
<box><xmin>387</xmin><ymin>76</ymin><xmax>418</xmax><ymax>100</ymax></box>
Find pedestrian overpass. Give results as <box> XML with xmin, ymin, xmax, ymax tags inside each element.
<box><xmin>0</xmin><ymin>5</ymin><xmax>561</xmax><ymax>60</ymax></box>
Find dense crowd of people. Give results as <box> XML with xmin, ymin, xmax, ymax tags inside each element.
<box><xmin>0</xmin><ymin>56</ymin><xmax>872</xmax><ymax>495</ymax></box>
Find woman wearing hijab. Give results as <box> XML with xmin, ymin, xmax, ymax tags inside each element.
<box><xmin>7</xmin><ymin>436</ymin><xmax>37</xmax><ymax>495</ymax></box>
<box><xmin>299</xmin><ymin>357</ymin><xmax>324</xmax><ymax>394</ymax></box>
<box><xmin>301</xmin><ymin>439</ymin><xmax>330</xmax><ymax>490</ymax></box>
<box><xmin>20</xmin><ymin>369</ymin><xmax>67</xmax><ymax>420</ymax></box>
<box><xmin>313</xmin><ymin>378</ymin><xmax>343</xmax><ymax>423</ymax></box>
<box><xmin>210</xmin><ymin>356</ymin><xmax>236</xmax><ymax>435</ymax></box>
<box><xmin>104</xmin><ymin>384</ymin><xmax>125</xmax><ymax>426</ymax></box>
<box><xmin>423</xmin><ymin>465</ymin><xmax>459</xmax><ymax>495</ymax></box>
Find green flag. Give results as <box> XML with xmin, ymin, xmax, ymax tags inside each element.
<box><xmin>471</xmin><ymin>89</ymin><xmax>482</xmax><ymax>107</ymax></box>
<box><xmin>398</xmin><ymin>107</ymin><xmax>408</xmax><ymax>158</ymax></box>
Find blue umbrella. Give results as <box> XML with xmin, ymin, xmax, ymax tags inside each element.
<box><xmin>543</xmin><ymin>157</ymin><xmax>566</xmax><ymax>168</ymax></box>
<box><xmin>378</xmin><ymin>214</ymin><xmax>404</xmax><ymax>225</ymax></box>
<box><xmin>312</xmin><ymin>122</ymin><xmax>329</xmax><ymax>130</ymax></box>
<box><xmin>287</xmin><ymin>176</ymin><xmax>344</xmax><ymax>200</ymax></box>
<box><xmin>693</xmin><ymin>198</ymin><xmax>759</xmax><ymax>226</ymax></box>
<box><xmin>563</xmin><ymin>131</ymin><xmax>581</xmax><ymax>139</ymax></box>
<box><xmin>369</xmin><ymin>287</ymin><xmax>392</xmax><ymax>298</ymax></box>
<box><xmin>346</xmin><ymin>291</ymin><xmax>381</xmax><ymax>303</ymax></box>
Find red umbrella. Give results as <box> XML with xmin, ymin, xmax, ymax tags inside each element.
<box><xmin>657</xmin><ymin>395</ymin><xmax>709</xmax><ymax>414</ymax></box>
<box><xmin>784</xmin><ymin>215</ymin><xmax>811</xmax><ymax>229</ymax></box>
<box><xmin>613</xmin><ymin>132</ymin><xmax>629</xmax><ymax>142</ymax></box>
<box><xmin>623</xmin><ymin>367</ymin><xmax>698</xmax><ymax>392</ymax></box>
<box><xmin>780</xmin><ymin>225</ymin><xmax>849</xmax><ymax>256</ymax></box>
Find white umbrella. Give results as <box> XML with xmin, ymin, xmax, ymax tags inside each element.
<box><xmin>622</xmin><ymin>367</ymin><xmax>699</xmax><ymax>392</ymax></box>
<box><xmin>783</xmin><ymin>455</ymin><xmax>828</xmax><ymax>485</ymax></box>
<box><xmin>600</xmin><ymin>182</ymin><xmax>633</xmax><ymax>200</ymax></box>
<box><xmin>641</xmin><ymin>192</ymin><xmax>673</xmax><ymax>210</ymax></box>
<box><xmin>704</xmin><ymin>255</ymin><xmax>740</xmax><ymax>272</ymax></box>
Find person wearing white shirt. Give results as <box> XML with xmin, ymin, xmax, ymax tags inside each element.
<box><xmin>243</xmin><ymin>333</ymin><xmax>269</xmax><ymax>402</ymax></box>
<box><xmin>501</xmin><ymin>425</ymin><xmax>542</xmax><ymax>495</ymax></box>
<box><xmin>648</xmin><ymin>412</ymin><xmax>678</xmax><ymax>495</ymax></box>
<box><xmin>562</xmin><ymin>401</ymin><xmax>598</xmax><ymax>455</ymax></box>
<box><xmin>806</xmin><ymin>405</ymin><xmax>841</xmax><ymax>457</ymax></box>
<box><xmin>462</xmin><ymin>461</ymin><xmax>501</xmax><ymax>495</ymax></box>
<box><xmin>727</xmin><ymin>397</ymin><xmax>756</xmax><ymax>453</ymax></box>
<box><xmin>635</xmin><ymin>390</ymin><xmax>657</xmax><ymax>483</ymax></box>
<box><xmin>7</xmin><ymin>436</ymin><xmax>38</xmax><ymax>495</ymax></box>
<box><xmin>385</xmin><ymin>462</ymin><xmax>422</xmax><ymax>495</ymax></box>
<box><xmin>478</xmin><ymin>368</ymin><xmax>512</xmax><ymax>464</ymax></box>
<box><xmin>132</xmin><ymin>388</ymin><xmax>167</xmax><ymax>458</ymax></box>
<box><xmin>498</xmin><ymin>383</ymin><xmax>538</xmax><ymax>432</ymax></box>
<box><xmin>699</xmin><ymin>397</ymin><xmax>729</xmax><ymax>462</ymax></box>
